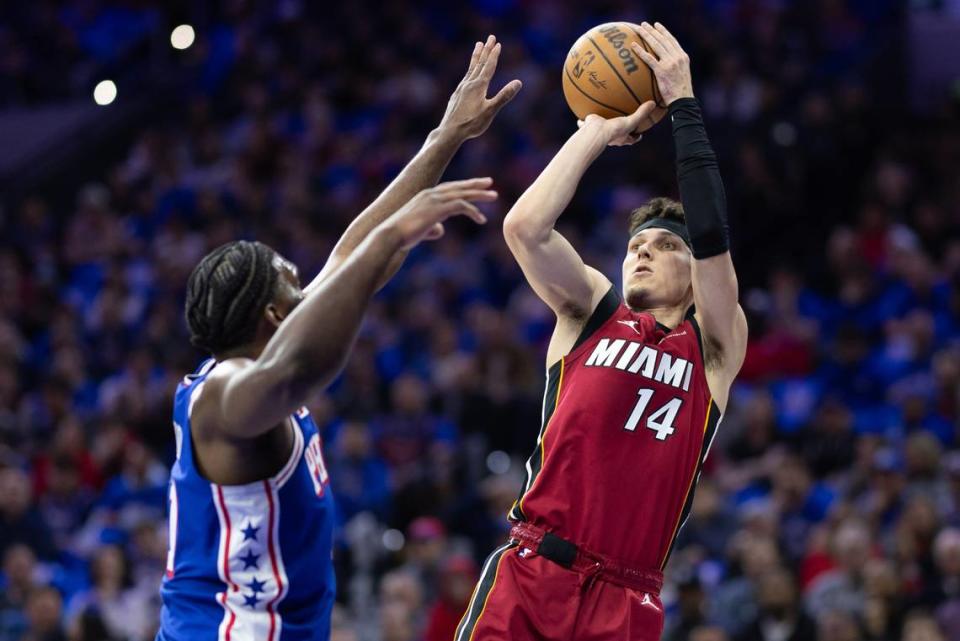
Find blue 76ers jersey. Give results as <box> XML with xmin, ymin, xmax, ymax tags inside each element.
<box><xmin>158</xmin><ymin>359</ymin><xmax>336</xmax><ymax>641</ymax></box>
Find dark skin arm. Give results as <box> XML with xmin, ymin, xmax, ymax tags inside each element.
<box><xmin>305</xmin><ymin>35</ymin><xmax>521</xmax><ymax>294</ymax></box>
<box><xmin>192</xmin><ymin>179</ymin><xmax>497</xmax><ymax>440</ymax></box>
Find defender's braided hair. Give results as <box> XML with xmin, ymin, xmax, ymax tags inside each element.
<box><xmin>184</xmin><ymin>240</ymin><xmax>280</xmax><ymax>355</ymax></box>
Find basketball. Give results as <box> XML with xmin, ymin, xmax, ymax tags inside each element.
<box><xmin>562</xmin><ymin>22</ymin><xmax>667</xmax><ymax>130</ymax></box>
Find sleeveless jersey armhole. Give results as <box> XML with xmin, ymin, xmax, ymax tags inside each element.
<box><xmin>570</xmin><ymin>285</ymin><xmax>621</xmax><ymax>353</ymax></box>
<box><xmin>685</xmin><ymin>305</ymin><xmax>707</xmax><ymax>363</ymax></box>
<box><xmin>187</xmin><ymin>381</ymin><xmax>206</xmax><ymax>421</ymax></box>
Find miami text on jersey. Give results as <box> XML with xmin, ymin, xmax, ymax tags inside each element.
<box><xmin>583</xmin><ymin>338</ymin><xmax>694</xmax><ymax>392</ymax></box>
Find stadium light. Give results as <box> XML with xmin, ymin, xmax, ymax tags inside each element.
<box><xmin>382</xmin><ymin>529</ymin><xmax>405</xmax><ymax>551</ymax></box>
<box><xmin>93</xmin><ymin>80</ymin><xmax>117</xmax><ymax>106</ymax></box>
<box><xmin>486</xmin><ymin>450</ymin><xmax>511</xmax><ymax>474</ymax></box>
<box><xmin>171</xmin><ymin>24</ymin><xmax>195</xmax><ymax>50</ymax></box>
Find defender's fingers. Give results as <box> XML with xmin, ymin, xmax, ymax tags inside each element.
<box><xmin>448</xmin><ymin>199</ymin><xmax>487</xmax><ymax>225</ymax></box>
<box><xmin>471</xmin><ymin>35</ymin><xmax>497</xmax><ymax>79</ymax></box>
<box><xmin>487</xmin><ymin>79</ymin><xmax>522</xmax><ymax>112</ymax></box>
<box><xmin>463</xmin><ymin>41</ymin><xmax>483</xmax><ymax>79</ymax></box>
<box><xmin>435</xmin><ymin>177</ymin><xmax>494</xmax><ymax>192</ymax></box>
<box><xmin>442</xmin><ymin>189</ymin><xmax>498</xmax><ymax>203</ymax></box>
<box><xmin>480</xmin><ymin>42</ymin><xmax>503</xmax><ymax>82</ymax></box>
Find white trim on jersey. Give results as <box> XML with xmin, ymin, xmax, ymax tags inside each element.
<box><xmin>182</xmin><ymin>359</ymin><xmax>217</xmax><ymax>386</ymax></box>
<box><xmin>454</xmin><ymin>541</ymin><xmax>514</xmax><ymax>641</ymax></box>
<box><xmin>274</xmin><ymin>418</ymin><xmax>304</xmax><ymax>489</ymax></box>
<box><xmin>212</xmin><ymin>484</ymin><xmax>239</xmax><ymax>641</ymax></box>
<box><xmin>701</xmin><ymin>414</ymin><xmax>723</xmax><ymax>463</ymax></box>
<box><xmin>188</xmin><ymin>381</ymin><xmax>207</xmax><ymax>420</ymax></box>
<box><xmin>173</xmin><ymin>421</ymin><xmax>184</xmax><ymax>461</ymax></box>
<box><xmin>523</xmin><ymin>368</ymin><xmax>552</xmax><ymax>495</ymax></box>
<box><xmin>166</xmin><ymin>482</ymin><xmax>178</xmax><ymax>579</ymax></box>
<box><xmin>262</xmin><ymin>479</ymin><xmax>290</xmax><ymax>641</ymax></box>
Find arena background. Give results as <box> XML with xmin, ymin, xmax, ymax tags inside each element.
<box><xmin>1</xmin><ymin>1</ymin><xmax>959</xmax><ymax>640</ymax></box>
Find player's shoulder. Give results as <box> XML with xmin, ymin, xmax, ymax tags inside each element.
<box><xmin>201</xmin><ymin>357</ymin><xmax>254</xmax><ymax>383</ymax></box>
<box><xmin>184</xmin><ymin>357</ymin><xmax>255</xmax><ymax>431</ymax></box>
<box><xmin>175</xmin><ymin>358</ymin><xmax>215</xmax><ymax>403</ymax></box>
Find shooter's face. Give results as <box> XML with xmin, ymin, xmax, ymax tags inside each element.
<box><xmin>621</xmin><ymin>228</ymin><xmax>693</xmax><ymax>311</ymax></box>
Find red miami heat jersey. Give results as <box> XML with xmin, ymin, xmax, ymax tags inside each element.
<box><xmin>509</xmin><ymin>286</ymin><xmax>721</xmax><ymax>570</ymax></box>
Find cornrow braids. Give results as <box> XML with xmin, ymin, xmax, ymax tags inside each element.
<box><xmin>184</xmin><ymin>240</ymin><xmax>280</xmax><ymax>355</ymax></box>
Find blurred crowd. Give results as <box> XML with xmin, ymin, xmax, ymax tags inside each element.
<box><xmin>1</xmin><ymin>1</ymin><xmax>959</xmax><ymax>641</ymax></box>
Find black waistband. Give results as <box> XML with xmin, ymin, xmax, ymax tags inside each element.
<box><xmin>537</xmin><ymin>531</ymin><xmax>578</xmax><ymax>568</ymax></box>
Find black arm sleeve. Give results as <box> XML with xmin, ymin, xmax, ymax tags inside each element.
<box><xmin>669</xmin><ymin>97</ymin><xmax>730</xmax><ymax>259</ymax></box>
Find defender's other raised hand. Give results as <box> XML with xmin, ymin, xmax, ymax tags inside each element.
<box><xmin>577</xmin><ymin>100</ymin><xmax>659</xmax><ymax>147</ymax></box>
<box><xmin>386</xmin><ymin>178</ymin><xmax>497</xmax><ymax>250</ymax></box>
<box><xmin>632</xmin><ymin>22</ymin><xmax>694</xmax><ymax>106</ymax></box>
<box><xmin>437</xmin><ymin>36</ymin><xmax>523</xmax><ymax>141</ymax></box>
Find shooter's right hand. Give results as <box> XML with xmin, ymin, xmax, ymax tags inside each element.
<box><xmin>577</xmin><ymin>100</ymin><xmax>659</xmax><ymax>147</ymax></box>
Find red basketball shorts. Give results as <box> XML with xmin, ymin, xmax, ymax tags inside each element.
<box><xmin>453</xmin><ymin>538</ymin><xmax>665</xmax><ymax>641</ymax></box>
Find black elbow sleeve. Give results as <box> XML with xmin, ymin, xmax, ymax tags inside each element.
<box><xmin>669</xmin><ymin>98</ymin><xmax>730</xmax><ymax>259</ymax></box>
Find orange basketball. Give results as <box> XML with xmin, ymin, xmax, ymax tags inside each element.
<box><xmin>562</xmin><ymin>22</ymin><xmax>667</xmax><ymax>131</ymax></box>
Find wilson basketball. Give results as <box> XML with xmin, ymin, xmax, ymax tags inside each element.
<box><xmin>562</xmin><ymin>22</ymin><xmax>667</xmax><ymax>130</ymax></box>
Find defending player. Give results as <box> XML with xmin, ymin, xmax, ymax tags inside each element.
<box><xmin>158</xmin><ymin>37</ymin><xmax>520</xmax><ymax>641</ymax></box>
<box><xmin>457</xmin><ymin>23</ymin><xmax>747</xmax><ymax>641</ymax></box>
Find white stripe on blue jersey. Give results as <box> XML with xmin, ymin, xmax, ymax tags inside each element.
<box><xmin>158</xmin><ymin>359</ymin><xmax>336</xmax><ymax>641</ymax></box>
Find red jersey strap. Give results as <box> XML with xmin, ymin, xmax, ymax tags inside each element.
<box><xmin>570</xmin><ymin>285</ymin><xmax>707</xmax><ymax>365</ymax></box>
<box><xmin>570</xmin><ymin>285</ymin><xmax>621</xmax><ymax>353</ymax></box>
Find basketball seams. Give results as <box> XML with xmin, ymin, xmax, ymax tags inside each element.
<box><xmin>562</xmin><ymin>66</ymin><xmax>629</xmax><ymax>117</ymax></box>
<box><xmin>585</xmin><ymin>34</ymin><xmax>642</xmax><ymax>109</ymax></box>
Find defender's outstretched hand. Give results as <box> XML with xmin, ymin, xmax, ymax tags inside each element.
<box><xmin>632</xmin><ymin>22</ymin><xmax>694</xmax><ymax>106</ymax></box>
<box><xmin>438</xmin><ymin>36</ymin><xmax>523</xmax><ymax>141</ymax></box>
<box><xmin>387</xmin><ymin>178</ymin><xmax>497</xmax><ymax>250</ymax></box>
<box><xmin>577</xmin><ymin>100</ymin><xmax>659</xmax><ymax>146</ymax></box>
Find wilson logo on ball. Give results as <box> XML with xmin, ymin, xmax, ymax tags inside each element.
<box><xmin>598</xmin><ymin>25</ymin><xmax>639</xmax><ymax>74</ymax></box>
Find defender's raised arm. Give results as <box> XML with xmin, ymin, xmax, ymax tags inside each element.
<box><xmin>191</xmin><ymin>179</ymin><xmax>496</xmax><ymax>440</ymax></box>
<box><xmin>307</xmin><ymin>36</ymin><xmax>521</xmax><ymax>294</ymax></box>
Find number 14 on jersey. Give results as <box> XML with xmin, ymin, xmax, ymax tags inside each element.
<box><xmin>624</xmin><ymin>388</ymin><xmax>683</xmax><ymax>440</ymax></box>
